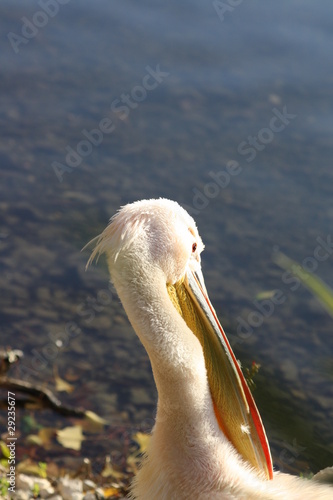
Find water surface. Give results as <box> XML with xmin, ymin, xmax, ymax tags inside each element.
<box><xmin>0</xmin><ymin>0</ymin><xmax>332</xmax><ymax>475</ymax></box>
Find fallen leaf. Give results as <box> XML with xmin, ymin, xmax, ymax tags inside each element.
<box><xmin>54</xmin><ymin>366</ymin><xmax>75</xmax><ymax>393</ymax></box>
<box><xmin>57</xmin><ymin>425</ymin><xmax>84</xmax><ymax>451</ymax></box>
<box><xmin>102</xmin><ymin>486</ymin><xmax>123</xmax><ymax>497</ymax></box>
<box><xmin>132</xmin><ymin>432</ymin><xmax>150</xmax><ymax>453</ymax></box>
<box><xmin>82</xmin><ymin>410</ymin><xmax>109</xmax><ymax>433</ymax></box>
<box><xmin>101</xmin><ymin>456</ymin><xmax>124</xmax><ymax>479</ymax></box>
<box><xmin>17</xmin><ymin>459</ymin><xmax>47</xmax><ymax>477</ymax></box>
<box><xmin>0</xmin><ymin>441</ymin><xmax>10</xmax><ymax>459</ymax></box>
<box><xmin>26</xmin><ymin>428</ymin><xmax>55</xmax><ymax>450</ymax></box>
<box><xmin>26</xmin><ymin>434</ymin><xmax>43</xmax><ymax>447</ymax></box>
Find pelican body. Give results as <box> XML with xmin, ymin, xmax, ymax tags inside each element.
<box><xmin>88</xmin><ymin>199</ymin><xmax>332</xmax><ymax>499</ymax></box>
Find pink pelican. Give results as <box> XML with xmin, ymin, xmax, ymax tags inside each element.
<box><xmin>87</xmin><ymin>198</ymin><xmax>332</xmax><ymax>499</ymax></box>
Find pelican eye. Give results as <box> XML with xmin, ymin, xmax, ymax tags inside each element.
<box><xmin>192</xmin><ymin>242</ymin><xmax>197</xmax><ymax>253</ymax></box>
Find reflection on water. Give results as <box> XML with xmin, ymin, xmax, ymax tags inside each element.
<box><xmin>0</xmin><ymin>0</ymin><xmax>332</xmax><ymax>474</ymax></box>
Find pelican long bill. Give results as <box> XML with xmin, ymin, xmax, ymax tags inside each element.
<box><xmin>167</xmin><ymin>261</ymin><xmax>273</xmax><ymax>480</ymax></box>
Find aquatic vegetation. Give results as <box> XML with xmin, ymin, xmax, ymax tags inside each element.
<box><xmin>273</xmin><ymin>251</ymin><xmax>333</xmax><ymax>319</ymax></box>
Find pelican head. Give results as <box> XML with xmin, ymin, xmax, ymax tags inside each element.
<box><xmin>88</xmin><ymin>198</ymin><xmax>204</xmax><ymax>287</ymax></box>
<box><xmin>87</xmin><ymin>199</ymin><xmax>332</xmax><ymax>499</ymax></box>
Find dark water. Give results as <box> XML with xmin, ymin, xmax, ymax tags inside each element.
<box><xmin>0</xmin><ymin>0</ymin><xmax>332</xmax><ymax>475</ymax></box>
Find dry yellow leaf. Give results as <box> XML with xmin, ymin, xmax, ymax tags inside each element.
<box><xmin>82</xmin><ymin>410</ymin><xmax>109</xmax><ymax>433</ymax></box>
<box><xmin>26</xmin><ymin>434</ymin><xmax>43</xmax><ymax>446</ymax></box>
<box><xmin>26</xmin><ymin>428</ymin><xmax>55</xmax><ymax>450</ymax></box>
<box><xmin>102</xmin><ymin>486</ymin><xmax>122</xmax><ymax>497</ymax></box>
<box><xmin>17</xmin><ymin>459</ymin><xmax>46</xmax><ymax>477</ymax></box>
<box><xmin>132</xmin><ymin>432</ymin><xmax>150</xmax><ymax>453</ymax></box>
<box><xmin>57</xmin><ymin>425</ymin><xmax>84</xmax><ymax>451</ymax></box>
<box><xmin>101</xmin><ymin>456</ymin><xmax>124</xmax><ymax>479</ymax></box>
<box><xmin>54</xmin><ymin>370</ymin><xmax>75</xmax><ymax>393</ymax></box>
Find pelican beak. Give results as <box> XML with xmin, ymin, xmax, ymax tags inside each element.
<box><xmin>167</xmin><ymin>260</ymin><xmax>273</xmax><ymax>480</ymax></box>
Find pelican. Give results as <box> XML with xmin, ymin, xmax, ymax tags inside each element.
<box><xmin>87</xmin><ymin>198</ymin><xmax>332</xmax><ymax>499</ymax></box>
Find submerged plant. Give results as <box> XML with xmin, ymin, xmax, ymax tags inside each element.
<box><xmin>273</xmin><ymin>250</ymin><xmax>333</xmax><ymax>319</ymax></box>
